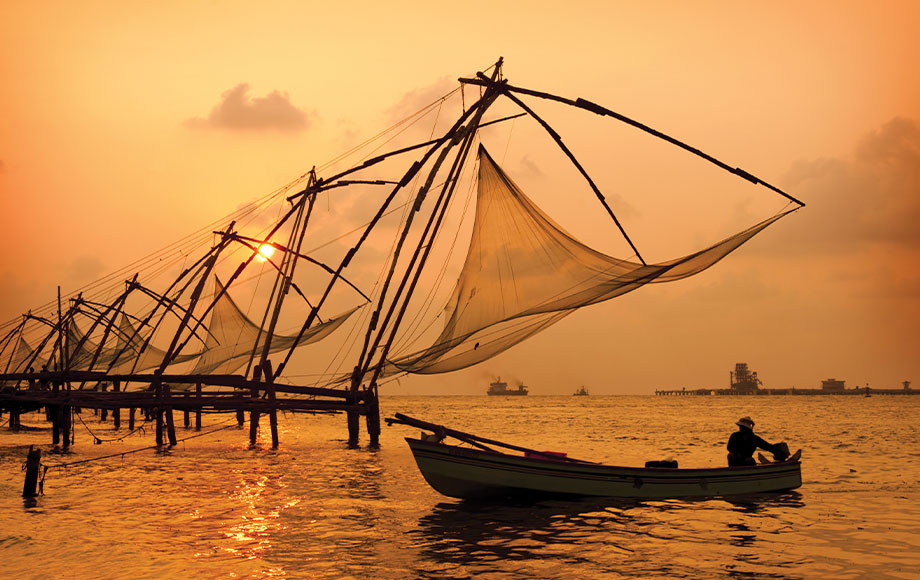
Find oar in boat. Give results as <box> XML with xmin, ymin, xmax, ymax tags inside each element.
<box><xmin>385</xmin><ymin>413</ymin><xmax>596</xmax><ymax>464</ymax></box>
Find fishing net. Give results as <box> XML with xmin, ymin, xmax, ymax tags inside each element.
<box><xmin>388</xmin><ymin>145</ymin><xmax>792</xmax><ymax>375</ymax></box>
<box><xmin>190</xmin><ymin>278</ymin><xmax>359</xmax><ymax>376</ymax></box>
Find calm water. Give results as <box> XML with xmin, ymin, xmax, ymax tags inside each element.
<box><xmin>1</xmin><ymin>395</ymin><xmax>918</xmax><ymax>579</ymax></box>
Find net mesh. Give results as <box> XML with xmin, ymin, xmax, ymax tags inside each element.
<box><xmin>388</xmin><ymin>145</ymin><xmax>791</xmax><ymax>375</ymax></box>
<box><xmin>190</xmin><ymin>278</ymin><xmax>359</xmax><ymax>376</ymax></box>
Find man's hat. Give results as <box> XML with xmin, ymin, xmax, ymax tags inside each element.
<box><xmin>736</xmin><ymin>416</ymin><xmax>755</xmax><ymax>429</ymax></box>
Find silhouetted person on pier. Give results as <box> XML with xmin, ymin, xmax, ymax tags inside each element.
<box><xmin>38</xmin><ymin>365</ymin><xmax>50</xmax><ymax>390</ymax></box>
<box><xmin>727</xmin><ymin>417</ymin><xmax>788</xmax><ymax>466</ymax></box>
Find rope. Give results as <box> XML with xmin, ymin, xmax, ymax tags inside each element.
<box><xmin>75</xmin><ymin>410</ymin><xmax>150</xmax><ymax>443</ymax></box>
<box><xmin>44</xmin><ymin>418</ymin><xmax>240</xmax><ymax>473</ymax></box>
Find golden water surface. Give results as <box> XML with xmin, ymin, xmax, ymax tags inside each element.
<box><xmin>2</xmin><ymin>395</ymin><xmax>918</xmax><ymax>579</ymax></box>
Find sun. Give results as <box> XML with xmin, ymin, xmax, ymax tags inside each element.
<box><xmin>256</xmin><ymin>243</ymin><xmax>275</xmax><ymax>262</ymax></box>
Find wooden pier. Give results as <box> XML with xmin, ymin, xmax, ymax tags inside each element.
<box><xmin>0</xmin><ymin>369</ymin><xmax>380</xmax><ymax>449</ymax></box>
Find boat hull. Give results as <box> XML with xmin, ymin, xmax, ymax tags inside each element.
<box><xmin>405</xmin><ymin>438</ymin><xmax>802</xmax><ymax>500</ymax></box>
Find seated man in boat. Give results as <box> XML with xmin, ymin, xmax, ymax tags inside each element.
<box><xmin>727</xmin><ymin>416</ymin><xmax>789</xmax><ymax>466</ymax></box>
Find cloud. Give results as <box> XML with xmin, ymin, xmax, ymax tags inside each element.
<box><xmin>64</xmin><ymin>254</ymin><xmax>107</xmax><ymax>286</ymax></box>
<box><xmin>187</xmin><ymin>84</ymin><xmax>312</xmax><ymax>132</ymax></box>
<box><xmin>387</xmin><ymin>77</ymin><xmax>458</xmax><ymax>124</ymax></box>
<box><xmin>776</xmin><ymin>117</ymin><xmax>920</xmax><ymax>255</ymax></box>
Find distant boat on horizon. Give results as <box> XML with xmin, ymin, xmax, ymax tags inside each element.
<box><xmin>573</xmin><ymin>386</ymin><xmax>589</xmax><ymax>396</ymax></box>
<box><xmin>487</xmin><ymin>377</ymin><xmax>528</xmax><ymax>396</ymax></box>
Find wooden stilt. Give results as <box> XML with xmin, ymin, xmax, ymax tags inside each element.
<box><xmin>52</xmin><ymin>405</ymin><xmax>61</xmax><ymax>445</ymax></box>
<box><xmin>128</xmin><ymin>407</ymin><xmax>135</xmax><ymax>431</ymax></box>
<box><xmin>164</xmin><ymin>385</ymin><xmax>177</xmax><ymax>446</ymax></box>
<box><xmin>249</xmin><ymin>366</ymin><xmax>261</xmax><ymax>447</ymax></box>
<box><xmin>51</xmin><ymin>381</ymin><xmax>60</xmax><ymax>445</ymax></box>
<box><xmin>195</xmin><ymin>382</ymin><xmax>202</xmax><ymax>431</ymax></box>
<box><xmin>113</xmin><ymin>381</ymin><xmax>121</xmax><ymax>430</ymax></box>
<box><xmin>249</xmin><ymin>409</ymin><xmax>260</xmax><ymax>446</ymax></box>
<box><xmin>8</xmin><ymin>406</ymin><xmax>19</xmax><ymax>431</ymax></box>
<box><xmin>61</xmin><ymin>405</ymin><xmax>71</xmax><ymax>451</ymax></box>
<box><xmin>236</xmin><ymin>409</ymin><xmax>244</xmax><ymax>428</ymax></box>
<box><xmin>154</xmin><ymin>374</ymin><xmax>164</xmax><ymax>447</ymax></box>
<box><xmin>264</xmin><ymin>361</ymin><xmax>279</xmax><ymax>449</ymax></box>
<box><xmin>22</xmin><ymin>446</ymin><xmax>41</xmax><ymax>498</ymax></box>
<box><xmin>347</xmin><ymin>408</ymin><xmax>360</xmax><ymax>447</ymax></box>
<box><xmin>155</xmin><ymin>409</ymin><xmax>164</xmax><ymax>446</ymax></box>
<box><xmin>100</xmin><ymin>383</ymin><xmax>108</xmax><ymax>422</ymax></box>
<box><xmin>365</xmin><ymin>388</ymin><xmax>381</xmax><ymax>447</ymax></box>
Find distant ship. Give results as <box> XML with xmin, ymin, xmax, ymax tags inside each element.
<box><xmin>487</xmin><ymin>377</ymin><xmax>528</xmax><ymax>396</ymax></box>
<box><xmin>573</xmin><ymin>386</ymin><xmax>589</xmax><ymax>396</ymax></box>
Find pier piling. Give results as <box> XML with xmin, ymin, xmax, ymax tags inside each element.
<box><xmin>22</xmin><ymin>446</ymin><xmax>41</xmax><ymax>498</ymax></box>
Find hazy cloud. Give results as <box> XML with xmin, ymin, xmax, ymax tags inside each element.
<box><xmin>64</xmin><ymin>254</ymin><xmax>106</xmax><ymax>286</ymax></box>
<box><xmin>778</xmin><ymin>117</ymin><xmax>920</xmax><ymax>255</ymax></box>
<box><xmin>187</xmin><ymin>84</ymin><xmax>312</xmax><ymax>132</ymax></box>
<box><xmin>387</xmin><ymin>77</ymin><xmax>457</xmax><ymax>123</ymax></box>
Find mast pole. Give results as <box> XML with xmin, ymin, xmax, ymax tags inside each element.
<box><xmin>357</xmin><ymin>59</ymin><xmax>505</xmax><ymax>395</ymax></box>
<box><xmin>156</xmin><ymin>222</ymin><xmax>235</xmax><ymax>372</ymax></box>
<box><xmin>274</xmin><ymin>79</ymin><xmax>502</xmax><ymax>379</ymax></box>
<box><xmin>460</xmin><ymin>78</ymin><xmax>805</xmax><ymax>208</ymax></box>
<box><xmin>251</xmin><ymin>170</ymin><xmax>317</xmax><ymax>380</ymax></box>
<box><xmin>497</xmin><ymin>87</ymin><xmax>647</xmax><ymax>265</ymax></box>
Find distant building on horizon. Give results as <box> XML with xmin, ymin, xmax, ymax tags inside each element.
<box><xmin>730</xmin><ymin>363</ymin><xmax>761</xmax><ymax>394</ymax></box>
<box><xmin>822</xmin><ymin>378</ymin><xmax>846</xmax><ymax>392</ymax></box>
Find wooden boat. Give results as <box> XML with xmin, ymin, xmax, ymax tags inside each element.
<box><xmin>389</xmin><ymin>414</ymin><xmax>802</xmax><ymax>500</ymax></box>
<box><xmin>573</xmin><ymin>386</ymin><xmax>589</xmax><ymax>396</ymax></box>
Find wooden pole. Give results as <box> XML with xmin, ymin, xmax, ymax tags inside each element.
<box><xmin>51</xmin><ymin>381</ymin><xmax>60</xmax><ymax>445</ymax></box>
<box><xmin>347</xmin><ymin>387</ymin><xmax>360</xmax><ymax>447</ymax></box>
<box><xmin>155</xmin><ymin>378</ymin><xmax>164</xmax><ymax>447</ymax></box>
<box><xmin>249</xmin><ymin>365</ymin><xmax>261</xmax><ymax>447</ymax></box>
<box><xmin>100</xmin><ymin>383</ymin><xmax>108</xmax><ymax>422</ymax></box>
<box><xmin>164</xmin><ymin>385</ymin><xmax>177</xmax><ymax>446</ymax></box>
<box><xmin>61</xmin><ymin>400</ymin><xmax>71</xmax><ymax>452</ymax></box>
<box><xmin>264</xmin><ymin>360</ymin><xmax>279</xmax><ymax>450</ymax></box>
<box><xmin>365</xmin><ymin>387</ymin><xmax>381</xmax><ymax>447</ymax></box>
<box><xmin>195</xmin><ymin>382</ymin><xmax>202</xmax><ymax>431</ymax></box>
<box><xmin>22</xmin><ymin>446</ymin><xmax>41</xmax><ymax>498</ymax></box>
<box><xmin>112</xmin><ymin>380</ymin><xmax>121</xmax><ymax>429</ymax></box>
<box><xmin>183</xmin><ymin>392</ymin><xmax>191</xmax><ymax>428</ymax></box>
<box><xmin>128</xmin><ymin>407</ymin><xmax>135</xmax><ymax>431</ymax></box>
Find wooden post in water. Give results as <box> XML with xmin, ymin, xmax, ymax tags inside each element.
<box><xmin>61</xmin><ymin>400</ymin><xmax>71</xmax><ymax>452</ymax></box>
<box><xmin>22</xmin><ymin>446</ymin><xmax>41</xmax><ymax>498</ymax></box>
<box><xmin>264</xmin><ymin>360</ymin><xmax>279</xmax><ymax>449</ymax></box>
<box><xmin>365</xmin><ymin>386</ymin><xmax>381</xmax><ymax>447</ymax></box>
<box><xmin>347</xmin><ymin>392</ymin><xmax>360</xmax><ymax>447</ymax></box>
<box><xmin>249</xmin><ymin>365</ymin><xmax>261</xmax><ymax>447</ymax></box>
<box><xmin>128</xmin><ymin>407</ymin><xmax>135</xmax><ymax>431</ymax></box>
<box><xmin>164</xmin><ymin>385</ymin><xmax>178</xmax><ymax>446</ymax></box>
<box><xmin>154</xmin><ymin>377</ymin><xmax>164</xmax><ymax>447</ymax></box>
<box><xmin>51</xmin><ymin>381</ymin><xmax>60</xmax><ymax>445</ymax></box>
<box><xmin>183</xmin><ymin>392</ymin><xmax>191</xmax><ymax>428</ymax></box>
<box><xmin>236</xmin><ymin>409</ymin><xmax>244</xmax><ymax>428</ymax></box>
<box><xmin>112</xmin><ymin>380</ymin><xmax>121</xmax><ymax>430</ymax></box>
<box><xmin>195</xmin><ymin>382</ymin><xmax>202</xmax><ymax>431</ymax></box>
<box><xmin>99</xmin><ymin>383</ymin><xmax>108</xmax><ymax>422</ymax></box>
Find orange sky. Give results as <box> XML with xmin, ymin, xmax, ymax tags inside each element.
<box><xmin>1</xmin><ymin>1</ymin><xmax>918</xmax><ymax>394</ymax></box>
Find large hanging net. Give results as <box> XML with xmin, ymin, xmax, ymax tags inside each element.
<box><xmin>191</xmin><ymin>278</ymin><xmax>360</xmax><ymax>376</ymax></box>
<box><xmin>388</xmin><ymin>145</ymin><xmax>792</xmax><ymax>375</ymax></box>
